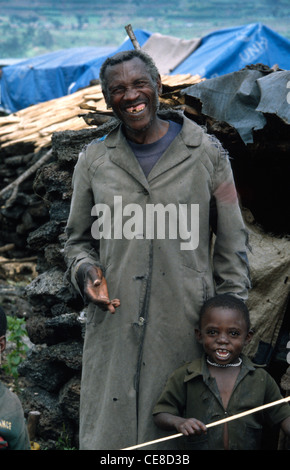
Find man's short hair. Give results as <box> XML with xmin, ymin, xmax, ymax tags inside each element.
<box><xmin>99</xmin><ymin>49</ymin><xmax>160</xmax><ymax>97</ymax></box>
<box><xmin>198</xmin><ymin>294</ymin><xmax>251</xmax><ymax>331</ymax></box>
<box><xmin>0</xmin><ymin>306</ymin><xmax>7</xmax><ymax>337</ymax></box>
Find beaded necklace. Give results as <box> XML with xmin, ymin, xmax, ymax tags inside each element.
<box><xmin>206</xmin><ymin>356</ymin><xmax>242</xmax><ymax>368</ymax></box>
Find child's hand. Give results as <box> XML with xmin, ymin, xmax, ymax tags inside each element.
<box><xmin>153</xmin><ymin>412</ymin><xmax>207</xmax><ymax>437</ymax></box>
<box><xmin>176</xmin><ymin>417</ymin><xmax>207</xmax><ymax>436</ymax></box>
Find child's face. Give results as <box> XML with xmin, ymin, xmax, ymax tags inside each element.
<box><xmin>195</xmin><ymin>307</ymin><xmax>252</xmax><ymax>366</ymax></box>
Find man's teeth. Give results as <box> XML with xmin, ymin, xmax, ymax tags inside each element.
<box><xmin>126</xmin><ymin>104</ymin><xmax>145</xmax><ymax>113</ymax></box>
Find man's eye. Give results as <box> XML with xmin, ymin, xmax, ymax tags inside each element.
<box><xmin>135</xmin><ymin>80</ymin><xmax>148</xmax><ymax>87</ymax></box>
<box><xmin>111</xmin><ymin>88</ymin><xmax>124</xmax><ymax>94</ymax></box>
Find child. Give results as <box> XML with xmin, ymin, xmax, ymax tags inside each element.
<box><xmin>0</xmin><ymin>306</ymin><xmax>31</xmax><ymax>450</ymax></box>
<box><xmin>153</xmin><ymin>294</ymin><xmax>290</xmax><ymax>450</ymax></box>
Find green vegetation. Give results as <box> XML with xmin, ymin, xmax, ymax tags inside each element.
<box><xmin>2</xmin><ymin>315</ymin><xmax>28</xmax><ymax>385</ymax></box>
<box><xmin>0</xmin><ymin>0</ymin><xmax>289</xmax><ymax>58</ymax></box>
<box><xmin>55</xmin><ymin>424</ymin><xmax>77</xmax><ymax>450</ymax></box>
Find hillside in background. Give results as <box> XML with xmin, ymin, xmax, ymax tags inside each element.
<box><xmin>0</xmin><ymin>0</ymin><xmax>290</xmax><ymax>58</ymax></box>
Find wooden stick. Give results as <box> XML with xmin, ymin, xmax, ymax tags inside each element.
<box><xmin>0</xmin><ymin>244</ymin><xmax>15</xmax><ymax>253</ymax></box>
<box><xmin>125</xmin><ymin>24</ymin><xmax>141</xmax><ymax>50</ymax></box>
<box><xmin>0</xmin><ymin>149</ymin><xmax>52</xmax><ymax>206</ymax></box>
<box><xmin>27</xmin><ymin>411</ymin><xmax>41</xmax><ymax>441</ymax></box>
<box><xmin>122</xmin><ymin>396</ymin><xmax>290</xmax><ymax>450</ymax></box>
<box><xmin>0</xmin><ymin>256</ymin><xmax>37</xmax><ymax>264</ymax></box>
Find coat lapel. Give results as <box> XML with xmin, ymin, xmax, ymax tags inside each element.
<box><xmin>147</xmin><ymin>133</ymin><xmax>191</xmax><ymax>182</ymax></box>
<box><xmin>148</xmin><ymin>116</ymin><xmax>203</xmax><ymax>182</ymax></box>
<box><xmin>105</xmin><ymin>126</ymin><xmax>150</xmax><ymax>190</ymax></box>
<box><xmin>104</xmin><ymin>115</ymin><xmax>203</xmax><ymax>187</ymax></box>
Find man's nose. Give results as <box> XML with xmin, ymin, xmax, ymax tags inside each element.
<box><xmin>124</xmin><ymin>86</ymin><xmax>139</xmax><ymax>100</ymax></box>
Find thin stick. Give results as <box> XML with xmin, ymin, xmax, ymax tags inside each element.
<box><xmin>121</xmin><ymin>396</ymin><xmax>290</xmax><ymax>450</ymax></box>
<box><xmin>0</xmin><ymin>149</ymin><xmax>52</xmax><ymax>206</ymax></box>
<box><xmin>125</xmin><ymin>24</ymin><xmax>141</xmax><ymax>50</ymax></box>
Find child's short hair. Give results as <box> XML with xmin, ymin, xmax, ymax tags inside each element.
<box><xmin>199</xmin><ymin>294</ymin><xmax>250</xmax><ymax>331</ymax></box>
<box><xmin>0</xmin><ymin>306</ymin><xmax>7</xmax><ymax>337</ymax></box>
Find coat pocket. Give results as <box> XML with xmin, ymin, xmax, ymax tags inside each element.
<box><xmin>178</xmin><ymin>433</ymin><xmax>209</xmax><ymax>450</ymax></box>
<box><xmin>238</xmin><ymin>423</ymin><xmax>263</xmax><ymax>450</ymax></box>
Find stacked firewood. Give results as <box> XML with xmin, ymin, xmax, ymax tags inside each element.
<box><xmin>0</xmin><ymin>74</ymin><xmax>204</xmax><ymax>153</ymax></box>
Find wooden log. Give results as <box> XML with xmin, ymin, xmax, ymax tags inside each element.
<box><xmin>125</xmin><ymin>24</ymin><xmax>141</xmax><ymax>50</ymax></box>
<box><xmin>0</xmin><ymin>244</ymin><xmax>15</xmax><ymax>253</ymax></box>
<box><xmin>0</xmin><ymin>75</ymin><xmax>204</xmax><ymax>152</ymax></box>
<box><xmin>0</xmin><ymin>149</ymin><xmax>52</xmax><ymax>206</ymax></box>
<box><xmin>27</xmin><ymin>411</ymin><xmax>41</xmax><ymax>441</ymax></box>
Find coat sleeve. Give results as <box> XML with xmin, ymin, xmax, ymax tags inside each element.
<box><xmin>64</xmin><ymin>148</ymin><xmax>102</xmax><ymax>296</ymax></box>
<box><xmin>209</xmin><ymin>136</ymin><xmax>251</xmax><ymax>301</ymax></box>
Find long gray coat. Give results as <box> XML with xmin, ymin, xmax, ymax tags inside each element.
<box><xmin>64</xmin><ymin>113</ymin><xmax>250</xmax><ymax>450</ymax></box>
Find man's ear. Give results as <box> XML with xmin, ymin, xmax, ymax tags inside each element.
<box><xmin>103</xmin><ymin>90</ymin><xmax>112</xmax><ymax>110</ymax></box>
<box><xmin>157</xmin><ymin>75</ymin><xmax>162</xmax><ymax>96</ymax></box>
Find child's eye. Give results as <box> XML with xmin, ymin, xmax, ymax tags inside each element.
<box><xmin>206</xmin><ymin>329</ymin><xmax>217</xmax><ymax>336</ymax></box>
<box><xmin>230</xmin><ymin>330</ymin><xmax>240</xmax><ymax>336</ymax></box>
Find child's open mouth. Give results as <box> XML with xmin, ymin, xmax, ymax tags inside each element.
<box><xmin>215</xmin><ymin>349</ymin><xmax>230</xmax><ymax>360</ymax></box>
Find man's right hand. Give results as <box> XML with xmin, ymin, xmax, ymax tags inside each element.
<box><xmin>77</xmin><ymin>263</ymin><xmax>120</xmax><ymax>314</ymax></box>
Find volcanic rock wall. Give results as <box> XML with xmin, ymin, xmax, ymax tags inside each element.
<box><xmin>17</xmin><ymin>123</ymin><xmax>119</xmax><ymax>448</ymax></box>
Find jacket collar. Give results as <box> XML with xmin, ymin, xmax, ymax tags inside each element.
<box><xmin>105</xmin><ymin>126</ymin><xmax>149</xmax><ymax>189</ymax></box>
<box><xmin>103</xmin><ymin>113</ymin><xmax>203</xmax><ymax>187</ymax></box>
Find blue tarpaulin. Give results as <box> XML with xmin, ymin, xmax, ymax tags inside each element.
<box><xmin>0</xmin><ymin>46</ymin><xmax>115</xmax><ymax>114</ymax></box>
<box><xmin>173</xmin><ymin>23</ymin><xmax>290</xmax><ymax>78</ymax></box>
<box><xmin>0</xmin><ymin>30</ymin><xmax>150</xmax><ymax>113</ymax></box>
<box><xmin>0</xmin><ymin>23</ymin><xmax>289</xmax><ymax>114</ymax></box>
<box><xmin>69</xmin><ymin>29</ymin><xmax>151</xmax><ymax>94</ymax></box>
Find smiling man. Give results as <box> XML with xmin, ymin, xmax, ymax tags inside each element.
<box><xmin>101</xmin><ymin>52</ymin><xmax>165</xmax><ymax>141</ymax></box>
<box><xmin>64</xmin><ymin>49</ymin><xmax>251</xmax><ymax>450</ymax></box>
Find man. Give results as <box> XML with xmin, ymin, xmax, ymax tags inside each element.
<box><xmin>64</xmin><ymin>50</ymin><xmax>251</xmax><ymax>450</ymax></box>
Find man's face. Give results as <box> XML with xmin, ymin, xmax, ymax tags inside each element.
<box><xmin>104</xmin><ymin>57</ymin><xmax>161</xmax><ymax>137</ymax></box>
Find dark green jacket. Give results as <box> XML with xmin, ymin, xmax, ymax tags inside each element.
<box><xmin>153</xmin><ymin>354</ymin><xmax>290</xmax><ymax>450</ymax></box>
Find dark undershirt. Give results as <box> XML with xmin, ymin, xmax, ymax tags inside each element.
<box><xmin>127</xmin><ymin>120</ymin><xmax>182</xmax><ymax>177</ymax></box>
